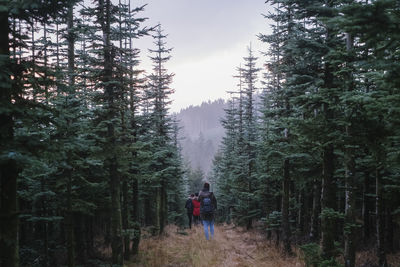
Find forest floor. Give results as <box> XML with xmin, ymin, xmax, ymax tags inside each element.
<box><xmin>126</xmin><ymin>224</ymin><xmax>302</xmax><ymax>267</ymax></box>
<box><xmin>126</xmin><ymin>224</ymin><xmax>400</xmax><ymax>267</ymax></box>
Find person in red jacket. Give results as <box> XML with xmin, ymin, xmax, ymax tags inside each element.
<box><xmin>192</xmin><ymin>192</ymin><xmax>201</xmax><ymax>225</ymax></box>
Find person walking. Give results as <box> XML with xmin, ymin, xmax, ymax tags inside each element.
<box><xmin>198</xmin><ymin>182</ymin><xmax>217</xmax><ymax>240</ymax></box>
<box><xmin>185</xmin><ymin>194</ymin><xmax>194</xmax><ymax>229</ymax></box>
<box><xmin>192</xmin><ymin>193</ymin><xmax>201</xmax><ymax>225</ymax></box>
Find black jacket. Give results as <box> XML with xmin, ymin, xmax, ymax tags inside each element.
<box><xmin>185</xmin><ymin>198</ymin><xmax>193</xmax><ymax>214</ymax></box>
<box><xmin>198</xmin><ymin>189</ymin><xmax>217</xmax><ymax>221</ymax></box>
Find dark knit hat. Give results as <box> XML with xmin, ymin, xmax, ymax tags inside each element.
<box><xmin>203</xmin><ymin>182</ymin><xmax>210</xmax><ymax>190</ymax></box>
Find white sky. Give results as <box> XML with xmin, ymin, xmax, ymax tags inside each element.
<box><xmin>133</xmin><ymin>0</ymin><xmax>272</xmax><ymax>112</ymax></box>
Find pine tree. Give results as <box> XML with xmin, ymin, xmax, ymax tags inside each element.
<box><xmin>146</xmin><ymin>25</ymin><xmax>175</xmax><ymax>235</ymax></box>
<box><xmin>214</xmin><ymin>97</ymin><xmax>239</xmax><ymax>224</ymax></box>
<box><xmin>0</xmin><ymin>2</ymin><xmax>70</xmax><ymax>266</ymax></box>
<box><xmin>238</xmin><ymin>46</ymin><xmax>261</xmax><ymax>230</ymax></box>
<box><xmin>213</xmin><ymin>46</ymin><xmax>260</xmax><ymax>230</ymax></box>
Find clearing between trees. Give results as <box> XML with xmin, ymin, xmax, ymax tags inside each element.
<box><xmin>127</xmin><ymin>224</ymin><xmax>300</xmax><ymax>267</ymax></box>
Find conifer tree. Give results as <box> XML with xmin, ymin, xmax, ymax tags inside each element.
<box><xmin>214</xmin><ymin>47</ymin><xmax>260</xmax><ymax>229</ymax></box>
<box><xmin>0</xmin><ymin>2</ymin><xmax>70</xmax><ymax>266</ymax></box>
<box><xmin>214</xmin><ymin>97</ymin><xmax>239</xmax><ymax>223</ymax></box>
<box><xmin>238</xmin><ymin>46</ymin><xmax>260</xmax><ymax>230</ymax></box>
<box><xmin>146</xmin><ymin>25</ymin><xmax>175</xmax><ymax>235</ymax></box>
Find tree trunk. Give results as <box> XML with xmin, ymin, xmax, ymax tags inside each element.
<box><xmin>66</xmin><ymin>3</ymin><xmax>76</xmax><ymax>266</ymax></box>
<box><xmin>129</xmin><ymin>65</ymin><xmax>140</xmax><ymax>254</ymax></box>
<box><xmin>110</xmin><ymin>158</ymin><xmax>123</xmax><ymax>264</ymax></box>
<box><xmin>144</xmin><ymin>197</ymin><xmax>152</xmax><ymax>226</ymax></box>
<box><xmin>310</xmin><ymin>178</ymin><xmax>321</xmax><ymax>241</ymax></box>
<box><xmin>344</xmin><ymin>153</ymin><xmax>356</xmax><ymax>267</ymax></box>
<box><xmin>344</xmin><ymin>32</ymin><xmax>356</xmax><ymax>267</ymax></box>
<box><xmin>247</xmin><ymin>177</ymin><xmax>253</xmax><ymax>230</ymax></box>
<box><xmin>362</xmin><ymin>171</ymin><xmax>370</xmax><ymax>244</ymax></box>
<box><xmin>321</xmin><ymin>144</ymin><xmax>336</xmax><ymax>260</ymax></box>
<box><xmin>132</xmin><ymin>176</ymin><xmax>139</xmax><ymax>222</ymax></box>
<box><xmin>100</xmin><ymin>0</ymin><xmax>123</xmax><ymax>263</ymax></box>
<box><xmin>161</xmin><ymin>180</ymin><xmax>167</xmax><ymax>233</ymax></box>
<box><xmin>131</xmin><ymin>222</ymin><xmax>141</xmax><ymax>256</ymax></box>
<box><xmin>385</xmin><ymin>202</ymin><xmax>393</xmax><ymax>253</ymax></box>
<box><xmin>297</xmin><ymin>190</ymin><xmax>304</xmax><ymax>235</ymax></box>
<box><xmin>39</xmin><ymin>177</ymin><xmax>49</xmax><ymax>267</ymax></box>
<box><xmin>0</xmin><ymin>161</ymin><xmax>19</xmax><ymax>267</ymax></box>
<box><xmin>376</xmin><ymin>166</ymin><xmax>387</xmax><ymax>267</ymax></box>
<box><xmin>282</xmin><ymin>158</ymin><xmax>292</xmax><ymax>254</ymax></box>
<box><xmin>122</xmin><ymin>178</ymin><xmax>130</xmax><ymax>260</ymax></box>
<box><xmin>155</xmin><ymin>187</ymin><xmax>161</xmax><ymax>234</ymax></box>
<box><xmin>159</xmin><ymin>180</ymin><xmax>166</xmax><ymax>235</ymax></box>
<box><xmin>0</xmin><ymin>10</ymin><xmax>19</xmax><ymax>267</ymax></box>
<box><xmin>131</xmin><ymin>175</ymin><xmax>140</xmax><ymax>256</ymax></box>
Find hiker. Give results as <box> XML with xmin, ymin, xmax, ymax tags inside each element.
<box><xmin>198</xmin><ymin>182</ymin><xmax>217</xmax><ymax>240</ymax></box>
<box><xmin>185</xmin><ymin>194</ymin><xmax>194</xmax><ymax>229</ymax></box>
<box><xmin>192</xmin><ymin>192</ymin><xmax>201</xmax><ymax>225</ymax></box>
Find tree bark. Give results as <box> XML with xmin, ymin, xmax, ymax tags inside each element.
<box><xmin>66</xmin><ymin>3</ymin><xmax>75</xmax><ymax>266</ymax></box>
<box><xmin>321</xmin><ymin>144</ymin><xmax>336</xmax><ymax>260</ymax></box>
<box><xmin>122</xmin><ymin>178</ymin><xmax>130</xmax><ymax>260</ymax></box>
<box><xmin>99</xmin><ymin>0</ymin><xmax>123</xmax><ymax>264</ymax></box>
<box><xmin>160</xmin><ymin>180</ymin><xmax>167</xmax><ymax>234</ymax></box>
<box><xmin>310</xmin><ymin>178</ymin><xmax>321</xmax><ymax>241</ymax></box>
<box><xmin>110</xmin><ymin>157</ymin><xmax>123</xmax><ymax>264</ymax></box>
<box><xmin>344</xmin><ymin>32</ymin><xmax>356</xmax><ymax>267</ymax></box>
<box><xmin>362</xmin><ymin>171</ymin><xmax>370</xmax><ymax>244</ymax></box>
<box><xmin>144</xmin><ymin>197</ymin><xmax>152</xmax><ymax>226</ymax></box>
<box><xmin>129</xmin><ymin>23</ymin><xmax>140</xmax><ymax>252</ymax></box>
<box><xmin>282</xmin><ymin>158</ymin><xmax>292</xmax><ymax>254</ymax></box>
<box><xmin>155</xmin><ymin>187</ymin><xmax>161</xmax><ymax>234</ymax></box>
<box><xmin>131</xmin><ymin>170</ymin><xmax>140</xmax><ymax>256</ymax></box>
<box><xmin>0</xmin><ymin>10</ymin><xmax>19</xmax><ymax>267</ymax></box>
<box><xmin>385</xmin><ymin>202</ymin><xmax>393</xmax><ymax>253</ymax></box>
<box><xmin>376</xmin><ymin>166</ymin><xmax>387</xmax><ymax>267</ymax></box>
<box><xmin>344</xmin><ymin>153</ymin><xmax>356</xmax><ymax>267</ymax></box>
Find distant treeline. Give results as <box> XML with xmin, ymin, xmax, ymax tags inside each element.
<box><xmin>176</xmin><ymin>99</ymin><xmax>226</xmax><ymax>176</ymax></box>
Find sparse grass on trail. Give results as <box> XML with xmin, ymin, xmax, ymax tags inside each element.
<box><xmin>127</xmin><ymin>224</ymin><xmax>302</xmax><ymax>267</ymax></box>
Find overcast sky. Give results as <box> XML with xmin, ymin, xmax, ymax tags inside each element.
<box><xmin>133</xmin><ymin>0</ymin><xmax>272</xmax><ymax>112</ymax></box>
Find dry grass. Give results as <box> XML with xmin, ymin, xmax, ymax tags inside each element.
<box><xmin>355</xmin><ymin>250</ymin><xmax>400</xmax><ymax>267</ymax></box>
<box><xmin>127</xmin><ymin>224</ymin><xmax>303</xmax><ymax>267</ymax></box>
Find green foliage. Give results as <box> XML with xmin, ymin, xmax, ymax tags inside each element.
<box><xmin>300</xmin><ymin>243</ymin><xmax>343</xmax><ymax>267</ymax></box>
<box><xmin>212</xmin><ymin>46</ymin><xmax>261</xmax><ymax>229</ymax></box>
<box><xmin>320</xmin><ymin>208</ymin><xmax>345</xmax><ymax>221</ymax></box>
<box><xmin>300</xmin><ymin>243</ymin><xmax>322</xmax><ymax>267</ymax></box>
<box><xmin>265</xmin><ymin>211</ymin><xmax>282</xmax><ymax>231</ymax></box>
<box><xmin>211</xmin><ymin>0</ymin><xmax>400</xmax><ymax>265</ymax></box>
<box><xmin>187</xmin><ymin>167</ymin><xmax>205</xmax><ymax>194</ymax></box>
<box><xmin>0</xmin><ymin>0</ymin><xmax>187</xmax><ymax>265</ymax></box>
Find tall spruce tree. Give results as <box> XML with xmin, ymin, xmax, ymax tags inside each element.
<box><xmin>0</xmin><ymin>2</ymin><xmax>71</xmax><ymax>266</ymax></box>
<box><xmin>238</xmin><ymin>46</ymin><xmax>261</xmax><ymax>230</ymax></box>
<box><xmin>146</xmin><ymin>25</ymin><xmax>175</xmax><ymax>235</ymax></box>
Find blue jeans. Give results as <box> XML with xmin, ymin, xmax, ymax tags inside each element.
<box><xmin>202</xmin><ymin>220</ymin><xmax>214</xmax><ymax>240</ymax></box>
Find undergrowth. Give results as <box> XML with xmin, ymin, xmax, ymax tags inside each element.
<box><xmin>127</xmin><ymin>224</ymin><xmax>301</xmax><ymax>267</ymax></box>
<box><xmin>126</xmin><ymin>224</ymin><xmax>400</xmax><ymax>267</ymax></box>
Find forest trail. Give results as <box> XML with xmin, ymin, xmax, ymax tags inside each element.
<box><xmin>127</xmin><ymin>224</ymin><xmax>302</xmax><ymax>267</ymax></box>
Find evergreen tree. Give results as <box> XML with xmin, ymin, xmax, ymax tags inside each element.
<box><xmin>214</xmin><ymin>97</ymin><xmax>239</xmax><ymax>224</ymax></box>
<box><xmin>146</xmin><ymin>25</ymin><xmax>175</xmax><ymax>235</ymax></box>
<box><xmin>0</xmin><ymin>1</ymin><xmax>71</xmax><ymax>266</ymax></box>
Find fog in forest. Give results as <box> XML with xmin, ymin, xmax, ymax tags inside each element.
<box><xmin>176</xmin><ymin>99</ymin><xmax>226</xmax><ymax>176</ymax></box>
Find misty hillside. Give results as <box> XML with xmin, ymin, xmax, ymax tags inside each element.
<box><xmin>176</xmin><ymin>99</ymin><xmax>226</xmax><ymax>176</ymax></box>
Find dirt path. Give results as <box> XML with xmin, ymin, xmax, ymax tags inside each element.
<box><xmin>128</xmin><ymin>224</ymin><xmax>302</xmax><ymax>267</ymax></box>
